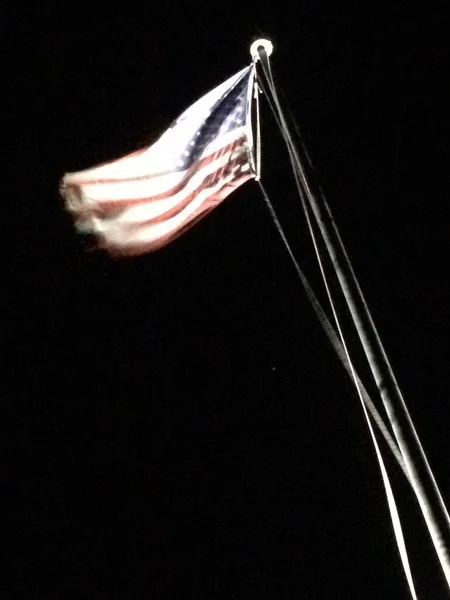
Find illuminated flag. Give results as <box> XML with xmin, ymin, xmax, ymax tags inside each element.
<box><xmin>60</xmin><ymin>66</ymin><xmax>256</xmax><ymax>256</ymax></box>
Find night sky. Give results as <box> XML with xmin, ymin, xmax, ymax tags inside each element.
<box><xmin>7</xmin><ymin>4</ymin><xmax>450</xmax><ymax>598</ymax></box>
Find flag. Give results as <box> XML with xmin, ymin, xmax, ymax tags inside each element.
<box><xmin>60</xmin><ymin>66</ymin><xmax>256</xmax><ymax>256</ymax></box>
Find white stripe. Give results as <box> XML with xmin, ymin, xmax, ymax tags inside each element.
<box><xmin>71</xmin><ymin>127</ymin><xmax>248</xmax><ymax>203</ymax></box>
<box><xmin>75</xmin><ymin>168</ymin><xmax>185</xmax><ymax>203</ymax></box>
<box><xmin>76</xmin><ymin>153</ymin><xmax>247</xmax><ymax>235</ymax></box>
<box><xmin>81</xmin><ymin>165</ymin><xmax>250</xmax><ymax>248</ymax></box>
<box><xmin>97</xmin><ymin>151</ymin><xmax>246</xmax><ymax>224</ymax></box>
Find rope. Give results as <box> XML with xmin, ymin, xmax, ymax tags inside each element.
<box><xmin>257</xmin><ymin>180</ymin><xmax>418</xmax><ymax>600</ymax></box>
<box><xmin>256</xmin><ymin>55</ymin><xmax>419</xmax><ymax>599</ymax></box>
<box><xmin>256</xmin><ymin>180</ymin><xmax>407</xmax><ymax>477</ymax></box>
<box><xmin>254</xmin><ymin>80</ymin><xmax>262</xmax><ymax>181</ymax></box>
<box><xmin>258</xmin><ymin>54</ymin><xmax>450</xmax><ymax>591</ymax></box>
<box><xmin>255</xmin><ymin>69</ymin><xmax>408</xmax><ymax>476</ymax></box>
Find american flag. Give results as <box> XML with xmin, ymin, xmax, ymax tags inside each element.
<box><xmin>60</xmin><ymin>66</ymin><xmax>256</xmax><ymax>256</ymax></box>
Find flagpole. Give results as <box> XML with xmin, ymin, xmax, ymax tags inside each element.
<box><xmin>252</xmin><ymin>42</ymin><xmax>450</xmax><ymax>589</ymax></box>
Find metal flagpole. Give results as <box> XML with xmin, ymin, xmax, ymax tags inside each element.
<box><xmin>251</xmin><ymin>40</ymin><xmax>450</xmax><ymax>590</ymax></box>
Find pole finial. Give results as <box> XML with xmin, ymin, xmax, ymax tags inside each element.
<box><xmin>250</xmin><ymin>39</ymin><xmax>273</xmax><ymax>62</ymax></box>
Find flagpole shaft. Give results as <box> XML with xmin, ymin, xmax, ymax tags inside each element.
<box><xmin>294</xmin><ymin>123</ymin><xmax>450</xmax><ymax>589</ymax></box>
<box><xmin>257</xmin><ymin>49</ymin><xmax>450</xmax><ymax>589</ymax></box>
<box><xmin>314</xmin><ymin>190</ymin><xmax>450</xmax><ymax>587</ymax></box>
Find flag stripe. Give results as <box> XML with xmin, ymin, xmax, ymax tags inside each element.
<box><xmin>123</xmin><ymin>156</ymin><xmax>249</xmax><ymax>229</ymax></box>
<box><xmin>65</xmin><ymin>125</ymin><xmax>248</xmax><ymax>188</ymax></box>
<box><xmin>96</xmin><ymin>172</ymin><xmax>253</xmax><ymax>256</ymax></box>
<box><xmin>87</xmin><ymin>163</ymin><xmax>250</xmax><ymax>245</ymax></box>
<box><xmin>64</xmin><ymin>130</ymin><xmax>248</xmax><ymax>212</ymax></box>
<box><xmin>77</xmin><ymin>153</ymin><xmax>250</xmax><ymax>237</ymax></box>
<box><xmin>69</xmin><ymin>145</ymin><xmax>249</xmax><ymax>231</ymax></box>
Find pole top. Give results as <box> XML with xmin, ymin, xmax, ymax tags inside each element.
<box><xmin>250</xmin><ymin>39</ymin><xmax>274</xmax><ymax>62</ymax></box>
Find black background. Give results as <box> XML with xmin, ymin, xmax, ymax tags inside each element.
<box><xmin>6</xmin><ymin>3</ymin><xmax>450</xmax><ymax>598</ymax></box>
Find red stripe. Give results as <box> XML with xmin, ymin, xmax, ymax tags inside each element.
<box><xmin>67</xmin><ymin>146</ymin><xmax>152</xmax><ymax>183</ymax></box>
<box><xmin>127</xmin><ymin>156</ymin><xmax>251</xmax><ymax>230</ymax></box>
<box><xmin>73</xmin><ymin>129</ymin><xmax>247</xmax><ymax>185</ymax></box>
<box><xmin>63</xmin><ymin>137</ymin><xmax>248</xmax><ymax>211</ymax></box>
<box><xmin>99</xmin><ymin>172</ymin><xmax>253</xmax><ymax>257</ymax></box>
<box><xmin>68</xmin><ymin>143</ymin><xmax>250</xmax><ymax>224</ymax></box>
<box><xmin>76</xmin><ymin>153</ymin><xmax>251</xmax><ymax>236</ymax></box>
